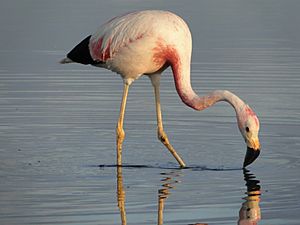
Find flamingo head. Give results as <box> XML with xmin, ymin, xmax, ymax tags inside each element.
<box><xmin>237</xmin><ymin>105</ymin><xmax>261</xmax><ymax>167</ymax></box>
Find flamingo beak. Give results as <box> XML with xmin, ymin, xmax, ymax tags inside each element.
<box><xmin>243</xmin><ymin>147</ymin><xmax>260</xmax><ymax>168</ymax></box>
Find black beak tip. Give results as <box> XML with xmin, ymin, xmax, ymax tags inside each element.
<box><xmin>243</xmin><ymin>147</ymin><xmax>260</xmax><ymax>168</ymax></box>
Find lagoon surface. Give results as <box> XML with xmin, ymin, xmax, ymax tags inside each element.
<box><xmin>0</xmin><ymin>0</ymin><xmax>300</xmax><ymax>224</ymax></box>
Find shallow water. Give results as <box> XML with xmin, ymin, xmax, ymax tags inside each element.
<box><xmin>1</xmin><ymin>0</ymin><xmax>300</xmax><ymax>224</ymax></box>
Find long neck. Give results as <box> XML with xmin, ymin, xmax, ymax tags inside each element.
<box><xmin>171</xmin><ymin>63</ymin><xmax>246</xmax><ymax>114</ymax></box>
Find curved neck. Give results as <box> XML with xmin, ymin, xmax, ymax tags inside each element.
<box><xmin>193</xmin><ymin>90</ymin><xmax>245</xmax><ymax>113</ymax></box>
<box><xmin>171</xmin><ymin>63</ymin><xmax>246</xmax><ymax>114</ymax></box>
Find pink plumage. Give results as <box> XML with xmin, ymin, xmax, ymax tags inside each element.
<box><xmin>60</xmin><ymin>10</ymin><xmax>261</xmax><ymax>168</ymax></box>
<box><xmin>88</xmin><ymin>11</ymin><xmax>192</xmax><ymax>84</ymax></box>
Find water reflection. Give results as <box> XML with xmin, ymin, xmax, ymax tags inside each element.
<box><xmin>116</xmin><ymin>167</ymin><xmax>182</xmax><ymax>225</ymax></box>
<box><xmin>158</xmin><ymin>171</ymin><xmax>181</xmax><ymax>225</ymax></box>
<box><xmin>115</xmin><ymin>168</ymin><xmax>261</xmax><ymax>225</ymax></box>
<box><xmin>238</xmin><ymin>169</ymin><xmax>261</xmax><ymax>225</ymax></box>
<box><xmin>116</xmin><ymin>167</ymin><xmax>127</xmax><ymax>225</ymax></box>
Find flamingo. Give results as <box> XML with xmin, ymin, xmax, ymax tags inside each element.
<box><xmin>60</xmin><ymin>10</ymin><xmax>261</xmax><ymax>168</ymax></box>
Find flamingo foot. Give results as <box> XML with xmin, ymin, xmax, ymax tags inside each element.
<box><xmin>158</xmin><ymin>129</ymin><xmax>186</xmax><ymax>168</ymax></box>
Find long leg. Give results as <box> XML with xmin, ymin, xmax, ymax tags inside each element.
<box><xmin>150</xmin><ymin>74</ymin><xmax>186</xmax><ymax>168</ymax></box>
<box><xmin>116</xmin><ymin>80</ymin><xmax>130</xmax><ymax>166</ymax></box>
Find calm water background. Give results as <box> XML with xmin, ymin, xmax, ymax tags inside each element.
<box><xmin>1</xmin><ymin>0</ymin><xmax>300</xmax><ymax>224</ymax></box>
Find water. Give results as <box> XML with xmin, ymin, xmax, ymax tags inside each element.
<box><xmin>1</xmin><ymin>0</ymin><xmax>300</xmax><ymax>224</ymax></box>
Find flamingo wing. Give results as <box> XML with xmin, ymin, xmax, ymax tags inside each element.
<box><xmin>89</xmin><ymin>11</ymin><xmax>153</xmax><ymax>62</ymax></box>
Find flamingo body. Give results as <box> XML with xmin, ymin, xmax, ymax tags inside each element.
<box><xmin>61</xmin><ymin>10</ymin><xmax>261</xmax><ymax>168</ymax></box>
<box><xmin>88</xmin><ymin>10</ymin><xmax>191</xmax><ymax>83</ymax></box>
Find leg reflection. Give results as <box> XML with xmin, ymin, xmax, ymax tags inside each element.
<box><xmin>116</xmin><ymin>168</ymin><xmax>182</xmax><ymax>225</ymax></box>
<box><xmin>158</xmin><ymin>171</ymin><xmax>181</xmax><ymax>225</ymax></box>
<box><xmin>238</xmin><ymin>169</ymin><xmax>261</xmax><ymax>225</ymax></box>
<box><xmin>117</xmin><ymin>167</ymin><xmax>127</xmax><ymax>225</ymax></box>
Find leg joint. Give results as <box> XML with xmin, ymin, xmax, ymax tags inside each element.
<box><xmin>157</xmin><ymin>129</ymin><xmax>169</xmax><ymax>145</ymax></box>
<box><xmin>116</xmin><ymin>126</ymin><xmax>125</xmax><ymax>140</ymax></box>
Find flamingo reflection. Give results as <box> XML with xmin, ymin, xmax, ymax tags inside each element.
<box><xmin>115</xmin><ymin>167</ymin><xmax>261</xmax><ymax>225</ymax></box>
<box><xmin>116</xmin><ymin>167</ymin><xmax>181</xmax><ymax>225</ymax></box>
<box><xmin>116</xmin><ymin>167</ymin><xmax>127</xmax><ymax>225</ymax></box>
<box><xmin>238</xmin><ymin>169</ymin><xmax>261</xmax><ymax>225</ymax></box>
<box><xmin>158</xmin><ymin>171</ymin><xmax>181</xmax><ymax>225</ymax></box>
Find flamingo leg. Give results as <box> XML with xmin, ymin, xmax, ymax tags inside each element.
<box><xmin>116</xmin><ymin>81</ymin><xmax>130</xmax><ymax>166</ymax></box>
<box><xmin>150</xmin><ymin>75</ymin><xmax>186</xmax><ymax>168</ymax></box>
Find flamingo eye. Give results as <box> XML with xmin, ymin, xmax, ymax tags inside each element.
<box><xmin>246</xmin><ymin>127</ymin><xmax>250</xmax><ymax>132</ymax></box>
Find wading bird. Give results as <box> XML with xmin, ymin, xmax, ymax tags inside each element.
<box><xmin>60</xmin><ymin>10</ymin><xmax>261</xmax><ymax>168</ymax></box>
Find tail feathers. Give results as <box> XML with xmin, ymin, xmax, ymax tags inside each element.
<box><xmin>59</xmin><ymin>57</ymin><xmax>74</xmax><ymax>64</ymax></box>
<box><xmin>59</xmin><ymin>35</ymin><xmax>101</xmax><ymax>65</ymax></box>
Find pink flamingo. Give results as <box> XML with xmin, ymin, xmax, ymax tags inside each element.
<box><xmin>60</xmin><ymin>10</ymin><xmax>261</xmax><ymax>168</ymax></box>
